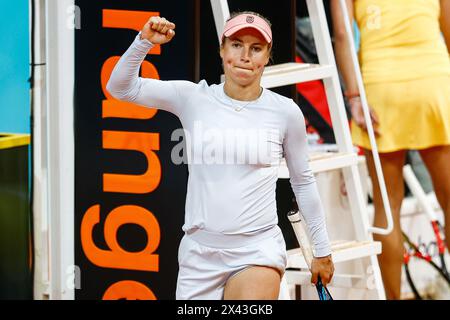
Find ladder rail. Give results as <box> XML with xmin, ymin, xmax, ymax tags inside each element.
<box><xmin>304</xmin><ymin>0</ymin><xmax>387</xmax><ymax>299</ymax></box>
<box><xmin>337</xmin><ymin>0</ymin><xmax>393</xmax><ymax>235</ymax></box>
<box><xmin>306</xmin><ymin>0</ymin><xmax>372</xmax><ymax>242</ymax></box>
<box><xmin>210</xmin><ymin>0</ymin><xmax>230</xmax><ymax>44</ymax></box>
<box><xmin>306</xmin><ymin>0</ymin><xmax>350</xmax><ymax>151</ymax></box>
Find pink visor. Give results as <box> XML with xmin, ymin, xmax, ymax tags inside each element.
<box><xmin>221</xmin><ymin>14</ymin><xmax>272</xmax><ymax>44</ymax></box>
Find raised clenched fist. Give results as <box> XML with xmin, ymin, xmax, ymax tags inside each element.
<box><xmin>141</xmin><ymin>16</ymin><xmax>176</xmax><ymax>44</ymax></box>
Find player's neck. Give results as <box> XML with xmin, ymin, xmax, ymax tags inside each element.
<box><xmin>223</xmin><ymin>80</ymin><xmax>262</xmax><ymax>101</ymax></box>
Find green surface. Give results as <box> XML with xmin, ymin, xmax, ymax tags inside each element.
<box><xmin>0</xmin><ymin>141</ymin><xmax>32</xmax><ymax>299</ymax></box>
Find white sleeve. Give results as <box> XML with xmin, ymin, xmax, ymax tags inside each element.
<box><xmin>106</xmin><ymin>32</ymin><xmax>196</xmax><ymax>117</ymax></box>
<box><xmin>283</xmin><ymin>101</ymin><xmax>331</xmax><ymax>257</ymax></box>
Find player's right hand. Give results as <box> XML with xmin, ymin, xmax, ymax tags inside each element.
<box><xmin>141</xmin><ymin>16</ymin><xmax>176</xmax><ymax>45</ymax></box>
<box><xmin>311</xmin><ymin>254</ymin><xmax>334</xmax><ymax>286</ymax></box>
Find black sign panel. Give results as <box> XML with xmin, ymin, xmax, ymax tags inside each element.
<box><xmin>74</xmin><ymin>0</ymin><xmax>196</xmax><ymax>299</ymax></box>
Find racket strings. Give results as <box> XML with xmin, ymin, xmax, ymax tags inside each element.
<box><xmin>403</xmin><ymin>233</ymin><xmax>450</xmax><ymax>299</ymax></box>
<box><xmin>403</xmin><ymin>232</ymin><xmax>449</xmax><ymax>268</ymax></box>
<box><xmin>403</xmin><ymin>232</ymin><xmax>437</xmax><ymax>261</ymax></box>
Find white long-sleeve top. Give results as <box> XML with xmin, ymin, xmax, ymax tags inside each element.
<box><xmin>106</xmin><ymin>33</ymin><xmax>331</xmax><ymax>257</ymax></box>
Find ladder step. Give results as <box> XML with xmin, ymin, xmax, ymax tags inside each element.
<box><xmin>278</xmin><ymin>152</ymin><xmax>359</xmax><ymax>178</ymax></box>
<box><xmin>286</xmin><ymin>240</ymin><xmax>382</xmax><ymax>269</ymax></box>
<box><xmin>219</xmin><ymin>63</ymin><xmax>334</xmax><ymax>87</ymax></box>
<box><xmin>284</xmin><ymin>271</ymin><xmax>368</xmax><ymax>289</ymax></box>
<box><xmin>261</xmin><ymin>63</ymin><xmax>334</xmax><ymax>88</ymax></box>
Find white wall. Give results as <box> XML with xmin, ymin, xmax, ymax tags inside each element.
<box><xmin>33</xmin><ymin>0</ymin><xmax>75</xmax><ymax>300</ymax></box>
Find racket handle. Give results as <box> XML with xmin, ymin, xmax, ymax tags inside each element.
<box><xmin>288</xmin><ymin>209</ymin><xmax>334</xmax><ymax>300</ymax></box>
<box><xmin>287</xmin><ymin>210</ymin><xmax>314</xmax><ymax>270</ymax></box>
<box><xmin>316</xmin><ymin>277</ymin><xmax>333</xmax><ymax>300</ymax></box>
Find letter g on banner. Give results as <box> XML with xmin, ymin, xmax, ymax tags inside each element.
<box><xmin>81</xmin><ymin>204</ymin><xmax>160</xmax><ymax>272</ymax></box>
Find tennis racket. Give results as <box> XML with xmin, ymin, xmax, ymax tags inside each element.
<box><xmin>287</xmin><ymin>208</ymin><xmax>333</xmax><ymax>300</ymax></box>
<box><xmin>402</xmin><ymin>165</ymin><xmax>450</xmax><ymax>299</ymax></box>
<box><xmin>403</xmin><ymin>231</ymin><xmax>450</xmax><ymax>299</ymax></box>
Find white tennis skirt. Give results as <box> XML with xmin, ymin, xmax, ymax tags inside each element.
<box><xmin>176</xmin><ymin>225</ymin><xmax>287</xmax><ymax>300</ymax></box>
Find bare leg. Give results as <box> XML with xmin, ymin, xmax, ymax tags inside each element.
<box><xmin>223</xmin><ymin>266</ymin><xmax>281</xmax><ymax>300</ymax></box>
<box><xmin>364</xmin><ymin>149</ymin><xmax>406</xmax><ymax>300</ymax></box>
<box><xmin>418</xmin><ymin>145</ymin><xmax>450</xmax><ymax>249</ymax></box>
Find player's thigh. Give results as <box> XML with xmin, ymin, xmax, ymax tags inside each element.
<box><xmin>223</xmin><ymin>265</ymin><xmax>281</xmax><ymax>300</ymax></box>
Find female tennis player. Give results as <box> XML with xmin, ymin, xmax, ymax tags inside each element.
<box><xmin>107</xmin><ymin>12</ymin><xmax>334</xmax><ymax>300</ymax></box>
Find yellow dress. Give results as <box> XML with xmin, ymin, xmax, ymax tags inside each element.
<box><xmin>352</xmin><ymin>0</ymin><xmax>450</xmax><ymax>152</ymax></box>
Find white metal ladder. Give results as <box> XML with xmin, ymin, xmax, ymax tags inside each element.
<box><xmin>210</xmin><ymin>0</ymin><xmax>393</xmax><ymax>299</ymax></box>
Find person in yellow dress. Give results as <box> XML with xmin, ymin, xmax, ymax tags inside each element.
<box><xmin>331</xmin><ymin>0</ymin><xmax>450</xmax><ymax>299</ymax></box>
